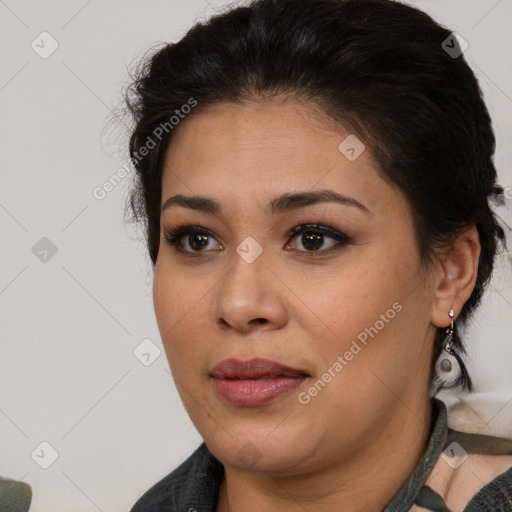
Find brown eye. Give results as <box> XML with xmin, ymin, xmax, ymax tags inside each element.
<box><xmin>286</xmin><ymin>224</ymin><xmax>350</xmax><ymax>255</ymax></box>
<box><xmin>187</xmin><ymin>233</ymin><xmax>210</xmax><ymax>251</ymax></box>
<box><xmin>300</xmin><ymin>232</ymin><xmax>325</xmax><ymax>251</ymax></box>
<box><xmin>163</xmin><ymin>225</ymin><xmax>223</xmax><ymax>254</ymax></box>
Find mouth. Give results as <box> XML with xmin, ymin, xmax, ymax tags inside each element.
<box><xmin>210</xmin><ymin>358</ymin><xmax>310</xmax><ymax>406</ymax></box>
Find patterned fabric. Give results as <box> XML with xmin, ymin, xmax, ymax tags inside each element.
<box><xmin>0</xmin><ymin>477</ymin><xmax>32</xmax><ymax>512</ymax></box>
<box><xmin>462</xmin><ymin>469</ymin><xmax>512</xmax><ymax>511</ymax></box>
<box><xmin>129</xmin><ymin>398</ymin><xmax>512</xmax><ymax>512</ymax></box>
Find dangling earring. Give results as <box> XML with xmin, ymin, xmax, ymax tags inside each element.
<box><xmin>440</xmin><ymin>308</ymin><xmax>455</xmax><ymax>372</ymax></box>
<box><xmin>433</xmin><ymin>307</ymin><xmax>472</xmax><ymax>393</ymax></box>
<box><xmin>434</xmin><ymin>307</ymin><xmax>462</xmax><ymax>388</ymax></box>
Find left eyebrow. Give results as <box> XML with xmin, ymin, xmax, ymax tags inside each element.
<box><xmin>268</xmin><ymin>190</ymin><xmax>372</xmax><ymax>215</ymax></box>
<box><xmin>161</xmin><ymin>189</ymin><xmax>372</xmax><ymax>215</ymax></box>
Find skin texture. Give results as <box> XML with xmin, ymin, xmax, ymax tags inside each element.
<box><xmin>152</xmin><ymin>98</ymin><xmax>480</xmax><ymax>511</ymax></box>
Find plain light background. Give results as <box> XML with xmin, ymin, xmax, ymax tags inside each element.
<box><xmin>0</xmin><ymin>1</ymin><xmax>511</xmax><ymax>510</ymax></box>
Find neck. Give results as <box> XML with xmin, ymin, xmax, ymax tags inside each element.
<box><xmin>216</xmin><ymin>397</ymin><xmax>433</xmax><ymax>512</ymax></box>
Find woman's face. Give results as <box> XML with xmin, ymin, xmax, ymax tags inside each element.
<box><xmin>153</xmin><ymin>99</ymin><xmax>439</xmax><ymax>474</ymax></box>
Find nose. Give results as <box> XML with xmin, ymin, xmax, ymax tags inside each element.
<box><xmin>212</xmin><ymin>248</ymin><xmax>289</xmax><ymax>333</ymax></box>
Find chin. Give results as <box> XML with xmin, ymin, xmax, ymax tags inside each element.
<box><xmin>205</xmin><ymin>428</ymin><xmax>310</xmax><ymax>473</ymax></box>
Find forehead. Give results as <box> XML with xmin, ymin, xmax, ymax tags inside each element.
<box><xmin>160</xmin><ymin>99</ymin><xmax>398</xmax><ymax>217</ymax></box>
<box><xmin>165</xmin><ymin>100</ymin><xmax>369</xmax><ymax>174</ymax></box>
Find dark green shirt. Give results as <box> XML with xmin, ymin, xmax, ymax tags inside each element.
<box><xmin>130</xmin><ymin>399</ymin><xmax>512</xmax><ymax>511</ymax></box>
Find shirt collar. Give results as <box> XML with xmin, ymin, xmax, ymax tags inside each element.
<box><xmin>383</xmin><ymin>397</ymin><xmax>448</xmax><ymax>510</ymax></box>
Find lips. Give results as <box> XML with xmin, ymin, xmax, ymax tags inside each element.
<box><xmin>210</xmin><ymin>358</ymin><xmax>310</xmax><ymax>406</ymax></box>
<box><xmin>210</xmin><ymin>358</ymin><xmax>309</xmax><ymax>379</ymax></box>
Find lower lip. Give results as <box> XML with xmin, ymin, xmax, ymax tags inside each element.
<box><xmin>212</xmin><ymin>376</ymin><xmax>308</xmax><ymax>406</ymax></box>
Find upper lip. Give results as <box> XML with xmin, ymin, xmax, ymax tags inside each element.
<box><xmin>210</xmin><ymin>358</ymin><xmax>309</xmax><ymax>379</ymax></box>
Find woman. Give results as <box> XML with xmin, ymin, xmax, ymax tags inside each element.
<box><xmin>125</xmin><ymin>0</ymin><xmax>512</xmax><ymax>510</ymax></box>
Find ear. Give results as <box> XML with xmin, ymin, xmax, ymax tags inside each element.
<box><xmin>430</xmin><ymin>224</ymin><xmax>481</xmax><ymax>328</ymax></box>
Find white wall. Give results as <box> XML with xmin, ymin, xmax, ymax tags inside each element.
<box><xmin>0</xmin><ymin>1</ymin><xmax>511</xmax><ymax>510</ymax></box>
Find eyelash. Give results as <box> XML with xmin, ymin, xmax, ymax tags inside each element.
<box><xmin>163</xmin><ymin>223</ymin><xmax>351</xmax><ymax>257</ymax></box>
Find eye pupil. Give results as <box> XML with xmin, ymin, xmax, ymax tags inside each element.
<box><xmin>302</xmin><ymin>232</ymin><xmax>323</xmax><ymax>251</ymax></box>
<box><xmin>189</xmin><ymin>234</ymin><xmax>209</xmax><ymax>251</ymax></box>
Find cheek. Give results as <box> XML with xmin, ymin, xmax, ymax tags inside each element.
<box><xmin>298</xmin><ymin>258</ymin><xmax>399</xmax><ymax>328</ymax></box>
<box><xmin>153</xmin><ymin>265</ymin><xmax>177</xmax><ymax>333</ymax></box>
<box><xmin>153</xmin><ymin>263</ymin><xmax>213</xmax><ymax>369</ymax></box>
<box><xmin>299</xmin><ymin>245</ymin><xmax>423</xmax><ymax>364</ymax></box>
<box><xmin>309</xmin><ymin>286</ymin><xmax>398</xmax><ymax>367</ymax></box>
